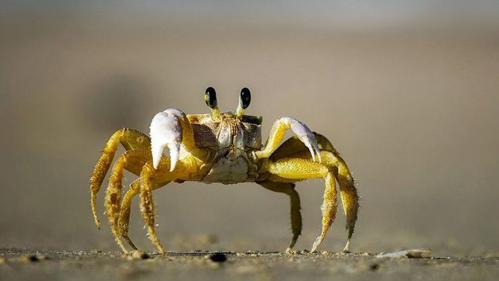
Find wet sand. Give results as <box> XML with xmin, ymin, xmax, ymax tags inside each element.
<box><xmin>1</xmin><ymin>248</ymin><xmax>498</xmax><ymax>281</ymax></box>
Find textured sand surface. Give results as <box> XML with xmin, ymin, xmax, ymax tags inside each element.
<box><xmin>1</xmin><ymin>249</ymin><xmax>498</xmax><ymax>281</ymax></box>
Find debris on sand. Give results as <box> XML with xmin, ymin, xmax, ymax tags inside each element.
<box><xmin>127</xmin><ymin>251</ymin><xmax>150</xmax><ymax>260</ymax></box>
<box><xmin>19</xmin><ymin>254</ymin><xmax>49</xmax><ymax>263</ymax></box>
<box><xmin>377</xmin><ymin>249</ymin><xmax>431</xmax><ymax>259</ymax></box>
<box><xmin>369</xmin><ymin>263</ymin><xmax>380</xmax><ymax>271</ymax></box>
<box><xmin>207</xmin><ymin>253</ymin><xmax>227</xmax><ymax>263</ymax></box>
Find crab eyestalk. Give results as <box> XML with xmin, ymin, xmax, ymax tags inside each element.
<box><xmin>205</xmin><ymin>87</ymin><xmax>221</xmax><ymax>121</ymax></box>
<box><xmin>236</xmin><ymin>87</ymin><xmax>251</xmax><ymax>118</ymax></box>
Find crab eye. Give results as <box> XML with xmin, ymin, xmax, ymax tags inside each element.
<box><xmin>240</xmin><ymin>87</ymin><xmax>251</xmax><ymax>109</ymax></box>
<box><xmin>205</xmin><ymin>87</ymin><xmax>217</xmax><ymax>108</ymax></box>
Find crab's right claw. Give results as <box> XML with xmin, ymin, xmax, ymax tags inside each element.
<box><xmin>150</xmin><ymin>108</ymin><xmax>185</xmax><ymax>171</ymax></box>
<box><xmin>283</xmin><ymin>117</ymin><xmax>322</xmax><ymax>162</ymax></box>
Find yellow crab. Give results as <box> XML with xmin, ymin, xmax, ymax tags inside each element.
<box><xmin>90</xmin><ymin>87</ymin><xmax>359</xmax><ymax>255</ymax></box>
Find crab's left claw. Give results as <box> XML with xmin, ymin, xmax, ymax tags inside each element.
<box><xmin>150</xmin><ymin>108</ymin><xmax>185</xmax><ymax>171</ymax></box>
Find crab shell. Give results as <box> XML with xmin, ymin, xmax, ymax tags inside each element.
<box><xmin>189</xmin><ymin>113</ymin><xmax>262</xmax><ymax>151</ymax></box>
<box><xmin>187</xmin><ymin>113</ymin><xmax>263</xmax><ymax>184</ymax></box>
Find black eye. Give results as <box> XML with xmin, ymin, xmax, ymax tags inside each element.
<box><xmin>205</xmin><ymin>87</ymin><xmax>217</xmax><ymax>108</ymax></box>
<box><xmin>240</xmin><ymin>87</ymin><xmax>251</xmax><ymax>109</ymax></box>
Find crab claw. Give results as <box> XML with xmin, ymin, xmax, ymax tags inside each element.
<box><xmin>150</xmin><ymin>108</ymin><xmax>185</xmax><ymax>171</ymax></box>
<box><xmin>283</xmin><ymin>117</ymin><xmax>322</xmax><ymax>163</ymax></box>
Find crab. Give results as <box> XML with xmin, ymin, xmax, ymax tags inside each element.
<box><xmin>90</xmin><ymin>87</ymin><xmax>359</xmax><ymax>255</ymax></box>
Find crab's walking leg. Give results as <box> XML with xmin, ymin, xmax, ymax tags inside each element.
<box><xmin>118</xmin><ymin>179</ymin><xmax>171</xmax><ymax>251</ymax></box>
<box><xmin>255</xmin><ymin>117</ymin><xmax>321</xmax><ymax>162</ymax></box>
<box><xmin>118</xmin><ymin>182</ymin><xmax>140</xmax><ymax>250</ymax></box>
<box><xmin>314</xmin><ymin>134</ymin><xmax>358</xmax><ymax>252</ymax></box>
<box><xmin>90</xmin><ymin>128</ymin><xmax>150</xmax><ymax>228</ymax></box>
<box><xmin>298</xmin><ymin>152</ymin><xmax>358</xmax><ymax>252</ymax></box>
<box><xmin>264</xmin><ymin>158</ymin><xmax>337</xmax><ymax>252</ymax></box>
<box><xmin>138</xmin><ymin>163</ymin><xmax>166</xmax><ymax>254</ymax></box>
<box><xmin>105</xmin><ymin>153</ymin><xmax>128</xmax><ymax>253</ymax></box>
<box><xmin>258</xmin><ymin>181</ymin><xmax>302</xmax><ymax>253</ymax></box>
<box><xmin>135</xmin><ymin>157</ymin><xmax>199</xmax><ymax>255</ymax></box>
<box><xmin>311</xmin><ymin>172</ymin><xmax>337</xmax><ymax>252</ymax></box>
<box><xmin>321</xmin><ymin>152</ymin><xmax>358</xmax><ymax>253</ymax></box>
<box><xmin>271</xmin><ymin>134</ymin><xmax>359</xmax><ymax>252</ymax></box>
<box><xmin>104</xmin><ymin>150</ymin><xmax>150</xmax><ymax>253</ymax></box>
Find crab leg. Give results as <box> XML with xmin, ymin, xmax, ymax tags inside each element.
<box><xmin>290</xmin><ymin>152</ymin><xmax>358</xmax><ymax>252</ymax></box>
<box><xmin>138</xmin><ymin>163</ymin><xmax>166</xmax><ymax>254</ymax></box>
<box><xmin>264</xmin><ymin>157</ymin><xmax>338</xmax><ymax>252</ymax></box>
<box><xmin>269</xmin><ymin>134</ymin><xmax>359</xmax><ymax>252</ymax></box>
<box><xmin>108</xmin><ymin>151</ymin><xmax>199</xmax><ymax>254</ymax></box>
<box><xmin>319</xmin><ymin>151</ymin><xmax>358</xmax><ymax>253</ymax></box>
<box><xmin>118</xmin><ymin>179</ymin><xmax>172</xmax><ymax>251</ymax></box>
<box><xmin>118</xmin><ymin>181</ymin><xmax>140</xmax><ymax>250</ymax></box>
<box><xmin>104</xmin><ymin>153</ymin><xmax>129</xmax><ymax>253</ymax></box>
<box><xmin>258</xmin><ymin>181</ymin><xmax>302</xmax><ymax>253</ymax></box>
<box><xmin>103</xmin><ymin>150</ymin><xmax>150</xmax><ymax>253</ymax></box>
<box><xmin>255</xmin><ymin>117</ymin><xmax>321</xmax><ymax>162</ymax></box>
<box><xmin>90</xmin><ymin>128</ymin><xmax>151</xmax><ymax>229</ymax></box>
<box><xmin>91</xmin><ymin>108</ymin><xmax>206</xmax><ymax>254</ymax></box>
<box><xmin>311</xmin><ymin>172</ymin><xmax>337</xmax><ymax>252</ymax></box>
<box><xmin>135</xmin><ymin>156</ymin><xmax>197</xmax><ymax>254</ymax></box>
<box><xmin>103</xmin><ymin>156</ymin><xmax>166</xmax><ymax>254</ymax></box>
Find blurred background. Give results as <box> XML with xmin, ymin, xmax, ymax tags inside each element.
<box><xmin>1</xmin><ymin>1</ymin><xmax>498</xmax><ymax>256</ymax></box>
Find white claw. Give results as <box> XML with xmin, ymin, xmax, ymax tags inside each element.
<box><xmin>283</xmin><ymin>117</ymin><xmax>321</xmax><ymax>162</ymax></box>
<box><xmin>151</xmin><ymin>143</ymin><xmax>166</xmax><ymax>169</ymax></box>
<box><xmin>150</xmin><ymin>109</ymin><xmax>185</xmax><ymax>171</ymax></box>
<box><xmin>167</xmin><ymin>142</ymin><xmax>180</xmax><ymax>172</ymax></box>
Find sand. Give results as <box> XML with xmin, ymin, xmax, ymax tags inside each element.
<box><xmin>1</xmin><ymin>248</ymin><xmax>498</xmax><ymax>281</ymax></box>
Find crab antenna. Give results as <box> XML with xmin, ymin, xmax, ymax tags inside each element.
<box><xmin>236</xmin><ymin>87</ymin><xmax>251</xmax><ymax>117</ymax></box>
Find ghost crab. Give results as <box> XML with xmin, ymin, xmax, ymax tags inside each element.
<box><xmin>90</xmin><ymin>87</ymin><xmax>359</xmax><ymax>255</ymax></box>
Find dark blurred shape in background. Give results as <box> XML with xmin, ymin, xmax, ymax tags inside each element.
<box><xmin>0</xmin><ymin>1</ymin><xmax>498</xmax><ymax>256</ymax></box>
